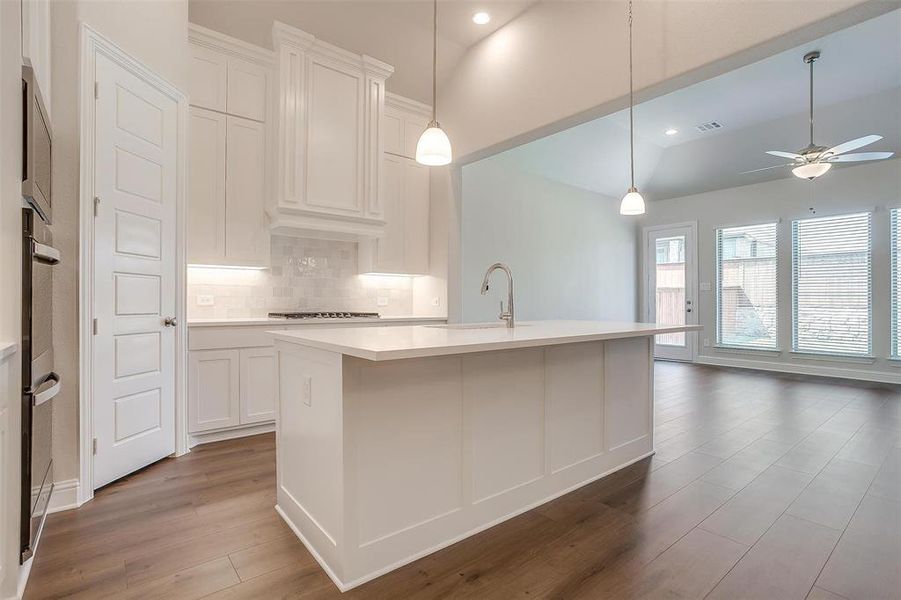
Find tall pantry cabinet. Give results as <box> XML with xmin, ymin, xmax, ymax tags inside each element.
<box><xmin>187</xmin><ymin>25</ymin><xmax>273</xmax><ymax>267</ymax></box>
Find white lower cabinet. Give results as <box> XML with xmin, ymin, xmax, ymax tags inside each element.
<box><xmin>239</xmin><ymin>347</ymin><xmax>277</xmax><ymax>424</ymax></box>
<box><xmin>189</xmin><ymin>349</ymin><xmax>240</xmax><ymax>432</ymax></box>
<box><xmin>189</xmin><ymin>347</ymin><xmax>276</xmax><ymax>434</ymax></box>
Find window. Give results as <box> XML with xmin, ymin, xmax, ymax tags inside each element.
<box><xmin>792</xmin><ymin>212</ymin><xmax>871</xmax><ymax>356</ymax></box>
<box><xmin>892</xmin><ymin>209</ymin><xmax>901</xmax><ymax>358</ymax></box>
<box><xmin>716</xmin><ymin>223</ymin><xmax>778</xmax><ymax>349</ymax></box>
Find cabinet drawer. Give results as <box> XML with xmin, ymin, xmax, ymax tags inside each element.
<box><xmin>189</xmin><ymin>326</ymin><xmax>285</xmax><ymax>351</ymax></box>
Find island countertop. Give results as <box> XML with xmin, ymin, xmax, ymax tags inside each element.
<box><xmin>270</xmin><ymin>320</ymin><xmax>702</xmax><ymax>361</ymax></box>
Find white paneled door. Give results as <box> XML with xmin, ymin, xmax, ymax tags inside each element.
<box><xmin>645</xmin><ymin>224</ymin><xmax>698</xmax><ymax>362</ymax></box>
<box><xmin>92</xmin><ymin>52</ymin><xmax>178</xmax><ymax>489</ymax></box>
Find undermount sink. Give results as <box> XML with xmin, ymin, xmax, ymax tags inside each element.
<box><xmin>425</xmin><ymin>323</ymin><xmax>529</xmax><ymax>330</ymax></box>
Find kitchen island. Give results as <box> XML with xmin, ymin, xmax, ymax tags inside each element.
<box><xmin>271</xmin><ymin>320</ymin><xmax>700</xmax><ymax>591</ymax></box>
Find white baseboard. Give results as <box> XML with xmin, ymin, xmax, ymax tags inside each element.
<box><xmin>47</xmin><ymin>479</ymin><xmax>82</xmax><ymax>514</ymax></box>
<box><xmin>188</xmin><ymin>422</ymin><xmax>275</xmax><ymax>447</ymax></box>
<box><xmin>16</xmin><ymin>556</ymin><xmax>33</xmax><ymax>600</ymax></box>
<box><xmin>695</xmin><ymin>354</ymin><xmax>901</xmax><ymax>385</ymax></box>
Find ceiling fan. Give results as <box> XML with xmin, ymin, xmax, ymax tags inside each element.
<box><xmin>743</xmin><ymin>50</ymin><xmax>894</xmax><ymax>180</ymax></box>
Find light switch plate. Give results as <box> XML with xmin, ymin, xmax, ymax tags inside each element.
<box><xmin>700</xmin><ymin>282</ymin><xmax>712</xmax><ymax>292</ymax></box>
<box><xmin>197</xmin><ymin>295</ymin><xmax>214</xmax><ymax>306</ymax></box>
<box><xmin>431</xmin><ymin>297</ymin><xmax>441</xmax><ymax>307</ymax></box>
<box><xmin>377</xmin><ymin>297</ymin><xmax>389</xmax><ymax>307</ymax></box>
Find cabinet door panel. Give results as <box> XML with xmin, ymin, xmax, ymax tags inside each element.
<box><xmin>404</xmin><ymin>160</ymin><xmax>430</xmax><ymax>275</ymax></box>
<box><xmin>383</xmin><ymin>107</ymin><xmax>404</xmax><ymax>157</ymax></box>
<box><xmin>226</xmin><ymin>57</ymin><xmax>268</xmax><ymax>122</ymax></box>
<box><xmin>373</xmin><ymin>154</ymin><xmax>406</xmax><ymax>272</ymax></box>
<box><xmin>240</xmin><ymin>348</ymin><xmax>277</xmax><ymax>424</ymax></box>
<box><xmin>189</xmin><ymin>350</ymin><xmax>240</xmax><ymax>433</ymax></box>
<box><xmin>306</xmin><ymin>59</ymin><xmax>362</xmax><ymax>214</ymax></box>
<box><xmin>189</xmin><ymin>45</ymin><xmax>227</xmax><ymax>112</ymax></box>
<box><xmin>225</xmin><ymin>116</ymin><xmax>268</xmax><ymax>264</ymax></box>
<box><xmin>187</xmin><ymin>108</ymin><xmax>227</xmax><ymax>263</ymax></box>
<box><xmin>403</xmin><ymin>115</ymin><xmax>429</xmax><ymax>160</ymax></box>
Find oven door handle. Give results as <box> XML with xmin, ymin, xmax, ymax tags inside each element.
<box><xmin>31</xmin><ymin>372</ymin><xmax>60</xmax><ymax>406</ymax></box>
<box><xmin>32</xmin><ymin>240</ymin><xmax>60</xmax><ymax>265</ymax></box>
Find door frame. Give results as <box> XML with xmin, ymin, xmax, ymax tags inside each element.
<box><xmin>78</xmin><ymin>24</ymin><xmax>189</xmax><ymax>505</ymax></box>
<box><xmin>641</xmin><ymin>221</ymin><xmax>699</xmax><ymax>362</ymax></box>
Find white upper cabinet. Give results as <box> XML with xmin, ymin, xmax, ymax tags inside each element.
<box><xmin>269</xmin><ymin>21</ymin><xmax>394</xmax><ymax>240</ymax></box>
<box><xmin>360</xmin><ymin>94</ymin><xmax>431</xmax><ymax>275</ymax></box>
<box><xmin>384</xmin><ymin>93</ymin><xmax>431</xmax><ymax>160</ymax></box>
<box><xmin>226</xmin><ymin>57</ymin><xmax>268</xmax><ymax>122</ymax></box>
<box><xmin>187</xmin><ymin>107</ymin><xmax>227</xmax><ymax>263</ymax></box>
<box><xmin>189</xmin><ymin>44</ymin><xmax>227</xmax><ymax>113</ymax></box>
<box><xmin>225</xmin><ymin>116</ymin><xmax>267</xmax><ymax>263</ymax></box>
<box><xmin>187</xmin><ymin>25</ymin><xmax>274</xmax><ymax>268</ymax></box>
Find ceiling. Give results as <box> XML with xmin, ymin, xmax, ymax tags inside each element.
<box><xmin>495</xmin><ymin>8</ymin><xmax>901</xmax><ymax>201</ymax></box>
<box><xmin>188</xmin><ymin>0</ymin><xmax>538</xmax><ymax>103</ymax></box>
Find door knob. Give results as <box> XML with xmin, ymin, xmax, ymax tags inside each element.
<box><xmin>164</xmin><ymin>316</ymin><xmax>178</xmax><ymax>327</ymax></box>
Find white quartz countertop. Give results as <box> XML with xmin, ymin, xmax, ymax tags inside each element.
<box><xmin>271</xmin><ymin>320</ymin><xmax>703</xmax><ymax>361</ymax></box>
<box><xmin>188</xmin><ymin>315</ymin><xmax>447</xmax><ymax>327</ymax></box>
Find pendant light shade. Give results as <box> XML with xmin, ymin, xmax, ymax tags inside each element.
<box><xmin>416</xmin><ymin>123</ymin><xmax>452</xmax><ymax>165</ymax></box>
<box><xmin>619</xmin><ymin>0</ymin><xmax>645</xmax><ymax>216</ymax></box>
<box><xmin>792</xmin><ymin>162</ymin><xmax>831</xmax><ymax>180</ymax></box>
<box><xmin>620</xmin><ymin>188</ymin><xmax>646</xmax><ymax>215</ymax></box>
<box><xmin>417</xmin><ymin>0</ymin><xmax>453</xmax><ymax>166</ymax></box>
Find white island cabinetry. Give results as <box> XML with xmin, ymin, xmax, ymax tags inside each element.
<box><xmin>272</xmin><ymin>320</ymin><xmax>701</xmax><ymax>590</ymax></box>
<box><xmin>186</xmin><ymin>317</ymin><xmax>446</xmax><ymax>444</ymax></box>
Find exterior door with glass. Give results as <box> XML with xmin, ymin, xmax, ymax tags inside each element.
<box><xmin>646</xmin><ymin>224</ymin><xmax>697</xmax><ymax>361</ymax></box>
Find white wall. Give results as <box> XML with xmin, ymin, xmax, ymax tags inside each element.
<box><xmin>461</xmin><ymin>155</ymin><xmax>638</xmax><ymax>323</ymax></box>
<box><xmin>640</xmin><ymin>159</ymin><xmax>901</xmax><ymax>383</ymax></box>
<box><xmin>0</xmin><ymin>0</ymin><xmax>23</xmax><ymax>596</ymax></box>
<box><xmin>50</xmin><ymin>0</ymin><xmax>189</xmax><ymax>487</ymax></box>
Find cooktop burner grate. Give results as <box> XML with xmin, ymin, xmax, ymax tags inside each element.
<box><xmin>268</xmin><ymin>311</ymin><xmax>380</xmax><ymax>320</ymax></box>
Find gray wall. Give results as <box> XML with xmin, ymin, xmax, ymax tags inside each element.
<box><xmin>461</xmin><ymin>155</ymin><xmax>638</xmax><ymax>323</ymax></box>
<box><xmin>640</xmin><ymin>158</ymin><xmax>901</xmax><ymax>383</ymax></box>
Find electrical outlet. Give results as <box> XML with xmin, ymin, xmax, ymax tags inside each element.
<box><xmin>197</xmin><ymin>295</ymin><xmax>214</xmax><ymax>306</ymax></box>
<box><xmin>302</xmin><ymin>376</ymin><xmax>312</xmax><ymax>407</ymax></box>
<box><xmin>703</xmin><ymin>338</ymin><xmax>710</xmax><ymax>347</ymax></box>
<box><xmin>377</xmin><ymin>297</ymin><xmax>389</xmax><ymax>307</ymax></box>
<box><xmin>431</xmin><ymin>297</ymin><xmax>441</xmax><ymax>307</ymax></box>
<box><xmin>700</xmin><ymin>282</ymin><xmax>712</xmax><ymax>292</ymax></box>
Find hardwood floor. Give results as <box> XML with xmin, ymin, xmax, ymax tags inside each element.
<box><xmin>26</xmin><ymin>362</ymin><xmax>901</xmax><ymax>599</ymax></box>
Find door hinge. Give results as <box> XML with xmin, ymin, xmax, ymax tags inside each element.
<box><xmin>94</xmin><ymin>81</ymin><xmax>99</xmax><ymax>100</ymax></box>
<box><xmin>93</xmin><ymin>318</ymin><xmax>98</xmax><ymax>335</ymax></box>
<box><xmin>92</xmin><ymin>438</ymin><xmax>98</xmax><ymax>455</ymax></box>
<box><xmin>93</xmin><ymin>196</ymin><xmax>100</xmax><ymax>217</ymax></box>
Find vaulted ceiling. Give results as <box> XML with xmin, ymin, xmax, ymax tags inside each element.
<box><xmin>188</xmin><ymin>0</ymin><xmax>538</xmax><ymax>103</ymax></box>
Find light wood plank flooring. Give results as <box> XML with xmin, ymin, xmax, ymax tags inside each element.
<box><xmin>26</xmin><ymin>362</ymin><xmax>901</xmax><ymax>599</ymax></box>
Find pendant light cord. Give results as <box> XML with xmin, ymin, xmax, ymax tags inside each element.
<box><xmin>432</xmin><ymin>0</ymin><xmax>438</xmax><ymax>124</ymax></box>
<box><xmin>628</xmin><ymin>0</ymin><xmax>635</xmax><ymax>189</ymax></box>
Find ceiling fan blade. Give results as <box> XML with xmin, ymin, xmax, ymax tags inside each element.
<box><xmin>766</xmin><ymin>151</ymin><xmax>803</xmax><ymax>160</ymax></box>
<box><xmin>824</xmin><ymin>134</ymin><xmax>882</xmax><ymax>156</ymax></box>
<box><xmin>740</xmin><ymin>164</ymin><xmax>792</xmax><ymax>174</ymax></box>
<box><xmin>825</xmin><ymin>151</ymin><xmax>894</xmax><ymax>163</ymax></box>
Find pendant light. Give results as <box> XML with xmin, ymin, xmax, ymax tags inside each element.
<box><xmin>620</xmin><ymin>0</ymin><xmax>646</xmax><ymax>216</ymax></box>
<box><xmin>416</xmin><ymin>0</ymin><xmax>453</xmax><ymax>166</ymax></box>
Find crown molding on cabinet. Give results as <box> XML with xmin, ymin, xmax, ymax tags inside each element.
<box><xmin>271</xmin><ymin>21</ymin><xmax>394</xmax><ymax>79</ymax></box>
<box><xmin>189</xmin><ymin>23</ymin><xmax>276</xmax><ymax>67</ymax></box>
<box><xmin>386</xmin><ymin>92</ymin><xmax>432</xmax><ymax>119</ymax></box>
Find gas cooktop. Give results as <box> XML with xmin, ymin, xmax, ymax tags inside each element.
<box><xmin>268</xmin><ymin>311</ymin><xmax>380</xmax><ymax>320</ymax></box>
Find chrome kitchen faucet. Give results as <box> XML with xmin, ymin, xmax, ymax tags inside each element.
<box><xmin>480</xmin><ymin>263</ymin><xmax>515</xmax><ymax>328</ymax></box>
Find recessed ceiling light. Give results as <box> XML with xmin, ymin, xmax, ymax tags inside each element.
<box><xmin>472</xmin><ymin>12</ymin><xmax>491</xmax><ymax>25</ymax></box>
<box><xmin>664</xmin><ymin>128</ymin><xmax>679</xmax><ymax>136</ymax></box>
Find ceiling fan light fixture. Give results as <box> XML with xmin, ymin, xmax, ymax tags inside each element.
<box><xmin>792</xmin><ymin>162</ymin><xmax>831</xmax><ymax>180</ymax></box>
<box><xmin>620</xmin><ymin>188</ymin><xmax>646</xmax><ymax>216</ymax></box>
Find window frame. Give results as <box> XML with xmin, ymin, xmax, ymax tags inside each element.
<box><xmin>790</xmin><ymin>210</ymin><xmax>873</xmax><ymax>358</ymax></box>
<box><xmin>714</xmin><ymin>221</ymin><xmax>780</xmax><ymax>351</ymax></box>
<box><xmin>891</xmin><ymin>208</ymin><xmax>900</xmax><ymax>359</ymax></box>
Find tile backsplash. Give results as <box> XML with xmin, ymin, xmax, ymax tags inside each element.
<box><xmin>187</xmin><ymin>236</ymin><xmax>414</xmax><ymax>319</ymax></box>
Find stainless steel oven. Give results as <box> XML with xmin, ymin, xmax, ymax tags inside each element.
<box><xmin>21</xmin><ymin>208</ymin><xmax>60</xmax><ymax>562</ymax></box>
<box><xmin>22</xmin><ymin>65</ymin><xmax>52</xmax><ymax>223</ymax></box>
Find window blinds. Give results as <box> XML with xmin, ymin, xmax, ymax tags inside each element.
<box><xmin>891</xmin><ymin>209</ymin><xmax>900</xmax><ymax>358</ymax></box>
<box><xmin>792</xmin><ymin>212</ymin><xmax>872</xmax><ymax>356</ymax></box>
<box><xmin>716</xmin><ymin>223</ymin><xmax>778</xmax><ymax>349</ymax></box>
